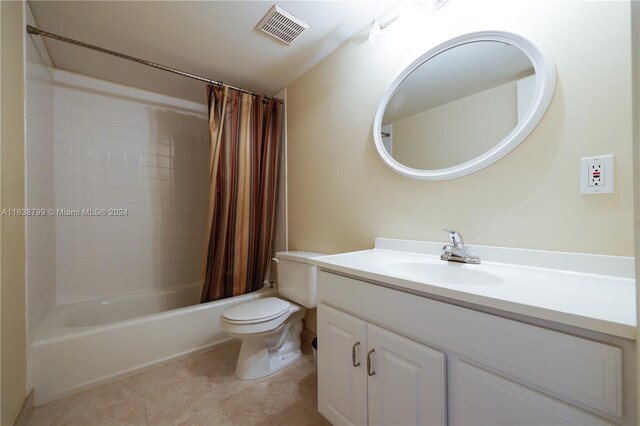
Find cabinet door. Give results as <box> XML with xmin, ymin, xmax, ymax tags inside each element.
<box><xmin>367</xmin><ymin>324</ymin><xmax>447</xmax><ymax>426</ymax></box>
<box><xmin>318</xmin><ymin>303</ymin><xmax>368</xmax><ymax>425</ymax></box>
<box><xmin>450</xmin><ymin>360</ymin><xmax>609</xmax><ymax>426</ymax></box>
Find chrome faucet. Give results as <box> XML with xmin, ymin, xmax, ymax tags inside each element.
<box><xmin>441</xmin><ymin>229</ymin><xmax>481</xmax><ymax>264</ymax></box>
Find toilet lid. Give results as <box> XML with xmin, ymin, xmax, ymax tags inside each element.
<box><xmin>223</xmin><ymin>297</ymin><xmax>291</xmax><ymax>324</ymax></box>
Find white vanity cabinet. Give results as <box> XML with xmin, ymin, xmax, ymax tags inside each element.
<box><xmin>450</xmin><ymin>360</ymin><xmax>612</xmax><ymax>425</ymax></box>
<box><xmin>317</xmin><ymin>304</ymin><xmax>368</xmax><ymax>425</ymax></box>
<box><xmin>318</xmin><ymin>303</ymin><xmax>447</xmax><ymax>426</ymax></box>
<box><xmin>316</xmin><ymin>270</ymin><xmax>633</xmax><ymax>426</ymax></box>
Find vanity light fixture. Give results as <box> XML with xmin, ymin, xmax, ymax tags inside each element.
<box><xmin>368</xmin><ymin>15</ymin><xmax>400</xmax><ymax>44</ymax></box>
<box><xmin>416</xmin><ymin>0</ymin><xmax>449</xmax><ymax>11</ymax></box>
<box><xmin>368</xmin><ymin>19</ymin><xmax>384</xmax><ymax>43</ymax></box>
<box><xmin>369</xmin><ymin>0</ymin><xmax>447</xmax><ymax>44</ymax></box>
<box><xmin>432</xmin><ymin>0</ymin><xmax>449</xmax><ymax>10</ymax></box>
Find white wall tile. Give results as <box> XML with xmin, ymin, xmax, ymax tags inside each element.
<box><xmin>54</xmin><ymin>71</ymin><xmax>209</xmax><ymax>304</ymax></box>
<box><xmin>47</xmin><ymin>70</ymin><xmax>286</xmax><ymax>306</ymax></box>
<box><xmin>26</xmin><ymin>8</ymin><xmax>56</xmax><ymax>344</ymax></box>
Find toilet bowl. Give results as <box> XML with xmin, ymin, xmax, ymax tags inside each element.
<box><xmin>220</xmin><ymin>251</ymin><xmax>324</xmax><ymax>380</ymax></box>
<box><xmin>221</xmin><ymin>297</ymin><xmax>306</xmax><ymax>380</ymax></box>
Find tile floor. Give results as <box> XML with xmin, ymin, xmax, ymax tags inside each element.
<box><xmin>28</xmin><ymin>340</ymin><xmax>329</xmax><ymax>426</ymax></box>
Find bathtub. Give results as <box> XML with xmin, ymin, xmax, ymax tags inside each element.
<box><xmin>31</xmin><ymin>282</ymin><xmax>277</xmax><ymax>405</ymax></box>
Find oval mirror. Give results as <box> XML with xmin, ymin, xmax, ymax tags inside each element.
<box><xmin>373</xmin><ymin>31</ymin><xmax>555</xmax><ymax>180</ymax></box>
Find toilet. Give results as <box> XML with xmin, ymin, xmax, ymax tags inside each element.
<box><xmin>220</xmin><ymin>251</ymin><xmax>324</xmax><ymax>380</ymax></box>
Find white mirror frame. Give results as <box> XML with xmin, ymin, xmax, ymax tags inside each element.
<box><xmin>373</xmin><ymin>30</ymin><xmax>556</xmax><ymax>181</ymax></box>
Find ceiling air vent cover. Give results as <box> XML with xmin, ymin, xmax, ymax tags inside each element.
<box><xmin>256</xmin><ymin>5</ymin><xmax>309</xmax><ymax>45</ymax></box>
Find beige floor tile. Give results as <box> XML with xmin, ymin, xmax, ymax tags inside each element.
<box><xmin>144</xmin><ymin>394</ymin><xmax>205</xmax><ymax>425</ymax></box>
<box><xmin>184</xmin><ymin>348</ymin><xmax>239</xmax><ymax>388</ymax></box>
<box><xmin>139</xmin><ymin>359</ymin><xmax>198</xmax><ymax>417</ymax></box>
<box><xmin>194</xmin><ymin>404</ymin><xmax>271</xmax><ymax>426</ymax></box>
<box><xmin>246</xmin><ymin>370</ymin><xmax>318</xmax><ymax>425</ymax></box>
<box><xmin>213</xmin><ymin>341</ymin><xmax>242</xmax><ymax>368</ymax></box>
<box><xmin>188</xmin><ymin>389</ymin><xmax>272</xmax><ymax>426</ymax></box>
<box><xmin>147</xmin><ymin>386</ymin><xmax>269</xmax><ymax>426</ymax></box>
<box><xmin>278</xmin><ymin>406</ymin><xmax>330</xmax><ymax>426</ymax></box>
<box><xmin>141</xmin><ymin>349</ymin><xmax>249</xmax><ymax>421</ymax></box>
<box><xmin>27</xmin><ymin>400</ymin><xmax>74</xmax><ymax>426</ymax></box>
<box><xmin>282</xmin><ymin>357</ymin><xmax>317</xmax><ymax>385</ymax></box>
<box><xmin>29</xmin><ymin>342</ymin><xmax>319</xmax><ymax>426</ymax></box>
<box><xmin>28</xmin><ymin>376</ymin><xmax>146</xmax><ymax>426</ymax></box>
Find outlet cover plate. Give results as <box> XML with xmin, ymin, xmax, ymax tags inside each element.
<box><xmin>581</xmin><ymin>155</ymin><xmax>614</xmax><ymax>194</ymax></box>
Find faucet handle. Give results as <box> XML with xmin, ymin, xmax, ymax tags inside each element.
<box><xmin>443</xmin><ymin>229</ymin><xmax>464</xmax><ymax>247</ymax></box>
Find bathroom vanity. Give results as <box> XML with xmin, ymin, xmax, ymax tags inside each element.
<box><xmin>313</xmin><ymin>238</ymin><xmax>636</xmax><ymax>425</ymax></box>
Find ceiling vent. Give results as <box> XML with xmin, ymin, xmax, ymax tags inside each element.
<box><xmin>256</xmin><ymin>5</ymin><xmax>309</xmax><ymax>45</ymax></box>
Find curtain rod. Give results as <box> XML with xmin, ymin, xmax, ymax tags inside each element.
<box><xmin>26</xmin><ymin>25</ymin><xmax>283</xmax><ymax>103</ymax></box>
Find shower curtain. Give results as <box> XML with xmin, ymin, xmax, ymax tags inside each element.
<box><xmin>200</xmin><ymin>85</ymin><xmax>283</xmax><ymax>303</ymax></box>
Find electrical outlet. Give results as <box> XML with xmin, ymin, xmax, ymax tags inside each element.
<box><xmin>581</xmin><ymin>155</ymin><xmax>614</xmax><ymax>194</ymax></box>
<box><xmin>588</xmin><ymin>162</ymin><xmax>604</xmax><ymax>187</ymax></box>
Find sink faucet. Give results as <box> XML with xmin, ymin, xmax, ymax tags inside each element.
<box><xmin>441</xmin><ymin>229</ymin><xmax>481</xmax><ymax>264</ymax></box>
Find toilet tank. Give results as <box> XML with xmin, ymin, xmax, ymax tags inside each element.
<box><xmin>275</xmin><ymin>251</ymin><xmax>325</xmax><ymax>308</ymax></box>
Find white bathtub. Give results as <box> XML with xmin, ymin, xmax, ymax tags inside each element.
<box><xmin>31</xmin><ymin>283</ymin><xmax>277</xmax><ymax>405</ymax></box>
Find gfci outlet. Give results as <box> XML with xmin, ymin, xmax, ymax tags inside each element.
<box><xmin>589</xmin><ymin>162</ymin><xmax>604</xmax><ymax>186</ymax></box>
<box><xmin>580</xmin><ymin>155</ymin><xmax>614</xmax><ymax>194</ymax></box>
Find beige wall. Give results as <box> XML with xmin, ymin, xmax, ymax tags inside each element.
<box><xmin>1</xmin><ymin>1</ymin><xmax>28</xmax><ymax>424</ymax></box>
<box><xmin>393</xmin><ymin>81</ymin><xmax>517</xmax><ymax>169</ymax></box>
<box><xmin>286</xmin><ymin>0</ymin><xmax>635</xmax><ymax>334</ymax></box>
<box><xmin>287</xmin><ymin>0</ymin><xmax>634</xmax><ymax>258</ymax></box>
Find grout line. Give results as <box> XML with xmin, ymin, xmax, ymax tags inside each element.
<box><xmin>136</xmin><ymin>376</ymin><xmax>150</xmax><ymax>426</ymax></box>
<box><xmin>247</xmin><ymin>390</ymin><xmax>276</xmax><ymax>426</ymax></box>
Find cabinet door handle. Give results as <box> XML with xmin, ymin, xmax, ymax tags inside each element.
<box><xmin>352</xmin><ymin>341</ymin><xmax>361</xmax><ymax>367</ymax></box>
<box><xmin>367</xmin><ymin>348</ymin><xmax>376</xmax><ymax>376</ymax></box>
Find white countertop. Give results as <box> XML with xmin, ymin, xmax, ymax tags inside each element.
<box><xmin>311</xmin><ymin>238</ymin><xmax>636</xmax><ymax>340</ymax></box>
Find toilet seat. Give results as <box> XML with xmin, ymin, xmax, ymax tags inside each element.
<box><xmin>222</xmin><ymin>297</ymin><xmax>291</xmax><ymax>324</ymax></box>
<box><xmin>221</xmin><ymin>300</ymin><xmax>303</xmax><ymax>337</ymax></box>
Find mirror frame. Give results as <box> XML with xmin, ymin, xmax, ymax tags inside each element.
<box><xmin>373</xmin><ymin>30</ymin><xmax>556</xmax><ymax>181</ymax></box>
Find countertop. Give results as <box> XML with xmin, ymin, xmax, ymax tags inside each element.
<box><xmin>311</xmin><ymin>238</ymin><xmax>636</xmax><ymax>340</ymax></box>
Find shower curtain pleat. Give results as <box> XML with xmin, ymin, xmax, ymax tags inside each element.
<box><xmin>200</xmin><ymin>85</ymin><xmax>282</xmax><ymax>303</ymax></box>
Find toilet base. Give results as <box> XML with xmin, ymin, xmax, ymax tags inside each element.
<box><xmin>235</xmin><ymin>341</ymin><xmax>302</xmax><ymax>380</ymax></box>
<box><xmin>234</xmin><ymin>315</ymin><xmax>304</xmax><ymax>380</ymax></box>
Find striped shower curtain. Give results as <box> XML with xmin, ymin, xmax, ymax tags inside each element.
<box><xmin>200</xmin><ymin>85</ymin><xmax>283</xmax><ymax>303</ymax></box>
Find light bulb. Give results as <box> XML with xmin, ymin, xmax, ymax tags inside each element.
<box><xmin>368</xmin><ymin>19</ymin><xmax>383</xmax><ymax>44</ymax></box>
<box><xmin>432</xmin><ymin>0</ymin><xmax>448</xmax><ymax>10</ymax></box>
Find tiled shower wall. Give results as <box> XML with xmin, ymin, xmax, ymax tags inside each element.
<box><xmin>54</xmin><ymin>71</ymin><xmax>210</xmax><ymax>304</ymax></box>
<box><xmin>26</xmin><ymin>7</ymin><xmax>56</xmax><ymax>339</ymax></box>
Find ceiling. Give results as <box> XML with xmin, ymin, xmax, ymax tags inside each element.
<box><xmin>29</xmin><ymin>1</ymin><xmax>398</xmax><ymax>103</ymax></box>
<box><xmin>383</xmin><ymin>41</ymin><xmax>535</xmax><ymax>124</ymax></box>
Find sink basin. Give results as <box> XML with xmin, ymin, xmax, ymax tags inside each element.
<box><xmin>375</xmin><ymin>258</ymin><xmax>503</xmax><ymax>286</ymax></box>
